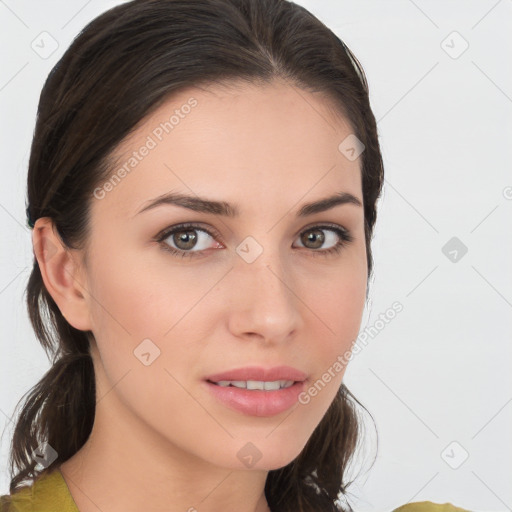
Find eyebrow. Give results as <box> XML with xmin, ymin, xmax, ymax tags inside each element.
<box><xmin>135</xmin><ymin>191</ymin><xmax>362</xmax><ymax>217</ymax></box>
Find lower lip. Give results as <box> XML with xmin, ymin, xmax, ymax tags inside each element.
<box><xmin>204</xmin><ymin>380</ymin><xmax>305</xmax><ymax>417</ymax></box>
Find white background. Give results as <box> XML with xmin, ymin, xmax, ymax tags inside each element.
<box><xmin>0</xmin><ymin>1</ymin><xmax>511</xmax><ymax>511</ymax></box>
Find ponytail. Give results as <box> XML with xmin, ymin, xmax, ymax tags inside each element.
<box><xmin>6</xmin><ymin>263</ymin><xmax>95</xmax><ymax>494</ymax></box>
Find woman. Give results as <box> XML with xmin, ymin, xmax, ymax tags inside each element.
<box><xmin>0</xmin><ymin>0</ymin><xmax>469</xmax><ymax>510</ymax></box>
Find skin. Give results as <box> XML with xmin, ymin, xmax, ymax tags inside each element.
<box><xmin>34</xmin><ymin>79</ymin><xmax>368</xmax><ymax>512</ymax></box>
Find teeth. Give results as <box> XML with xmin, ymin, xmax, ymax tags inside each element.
<box><xmin>214</xmin><ymin>380</ymin><xmax>294</xmax><ymax>390</ymax></box>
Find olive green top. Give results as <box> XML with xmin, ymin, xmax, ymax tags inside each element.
<box><xmin>0</xmin><ymin>468</ymin><xmax>471</xmax><ymax>511</ymax></box>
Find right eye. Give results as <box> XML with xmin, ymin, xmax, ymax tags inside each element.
<box><xmin>155</xmin><ymin>223</ymin><xmax>224</xmax><ymax>259</ymax></box>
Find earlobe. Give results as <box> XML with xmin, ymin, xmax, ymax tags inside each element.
<box><xmin>32</xmin><ymin>217</ymin><xmax>93</xmax><ymax>332</ymax></box>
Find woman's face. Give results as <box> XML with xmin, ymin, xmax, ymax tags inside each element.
<box><xmin>70</xmin><ymin>79</ymin><xmax>367</xmax><ymax>471</ymax></box>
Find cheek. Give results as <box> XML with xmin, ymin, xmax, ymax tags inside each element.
<box><xmin>299</xmin><ymin>254</ymin><xmax>367</xmax><ymax>401</ymax></box>
<box><xmin>85</xmin><ymin>247</ymin><xmax>220</xmax><ymax>398</ymax></box>
<box><xmin>85</xmin><ymin>252</ymin><xmax>210</xmax><ymax>428</ymax></box>
<box><xmin>306</xmin><ymin>255</ymin><xmax>367</xmax><ymax>344</ymax></box>
<box><xmin>295</xmin><ymin>284</ymin><xmax>364</xmax><ymax>433</ymax></box>
<box><xmin>87</xmin><ymin>245</ymin><xmax>210</xmax><ymax>341</ymax></box>
<box><xmin>306</xmin><ymin>283</ymin><xmax>364</xmax><ymax>388</ymax></box>
<box><xmin>317</xmin><ymin>277</ymin><xmax>366</xmax><ymax>328</ymax></box>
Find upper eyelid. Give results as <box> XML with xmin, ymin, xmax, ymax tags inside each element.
<box><xmin>156</xmin><ymin>222</ymin><xmax>223</xmax><ymax>243</ymax></box>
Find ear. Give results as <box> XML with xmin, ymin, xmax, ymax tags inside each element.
<box><xmin>32</xmin><ymin>217</ymin><xmax>93</xmax><ymax>332</ymax></box>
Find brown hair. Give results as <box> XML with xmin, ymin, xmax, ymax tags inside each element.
<box><xmin>6</xmin><ymin>0</ymin><xmax>383</xmax><ymax>510</ymax></box>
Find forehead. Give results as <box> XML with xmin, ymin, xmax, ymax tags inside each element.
<box><xmin>95</xmin><ymin>79</ymin><xmax>363</xmax><ymax>220</ymax></box>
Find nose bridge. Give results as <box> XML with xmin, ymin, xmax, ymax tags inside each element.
<box><xmin>235</xmin><ymin>231</ymin><xmax>289</xmax><ymax>288</ymax></box>
<box><xmin>227</xmin><ymin>234</ymin><xmax>302</xmax><ymax>341</ymax></box>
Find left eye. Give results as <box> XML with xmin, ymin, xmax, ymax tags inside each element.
<box><xmin>295</xmin><ymin>226</ymin><xmax>342</xmax><ymax>250</ymax></box>
<box><xmin>155</xmin><ymin>223</ymin><xmax>352</xmax><ymax>259</ymax></box>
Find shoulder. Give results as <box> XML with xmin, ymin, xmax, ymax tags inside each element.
<box><xmin>392</xmin><ymin>502</ymin><xmax>472</xmax><ymax>512</ymax></box>
<box><xmin>0</xmin><ymin>468</ymin><xmax>79</xmax><ymax>512</ymax></box>
<box><xmin>0</xmin><ymin>482</ymin><xmax>33</xmax><ymax>512</ymax></box>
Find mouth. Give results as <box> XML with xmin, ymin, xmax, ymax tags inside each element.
<box><xmin>204</xmin><ymin>366</ymin><xmax>307</xmax><ymax>417</ymax></box>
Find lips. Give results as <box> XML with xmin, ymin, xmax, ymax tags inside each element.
<box><xmin>205</xmin><ymin>365</ymin><xmax>308</xmax><ymax>384</ymax></box>
<box><xmin>205</xmin><ymin>380</ymin><xmax>306</xmax><ymax>417</ymax></box>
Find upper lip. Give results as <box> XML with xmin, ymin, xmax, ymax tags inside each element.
<box><xmin>206</xmin><ymin>365</ymin><xmax>307</xmax><ymax>383</ymax></box>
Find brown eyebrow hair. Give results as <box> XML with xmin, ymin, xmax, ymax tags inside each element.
<box><xmin>135</xmin><ymin>191</ymin><xmax>362</xmax><ymax>218</ymax></box>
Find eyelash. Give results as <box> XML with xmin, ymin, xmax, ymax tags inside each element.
<box><xmin>154</xmin><ymin>222</ymin><xmax>354</xmax><ymax>259</ymax></box>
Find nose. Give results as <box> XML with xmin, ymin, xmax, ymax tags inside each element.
<box><xmin>226</xmin><ymin>245</ymin><xmax>303</xmax><ymax>345</ymax></box>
